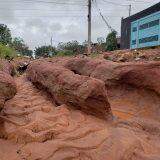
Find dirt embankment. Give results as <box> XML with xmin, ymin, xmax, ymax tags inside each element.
<box><xmin>26</xmin><ymin>60</ymin><xmax>112</xmax><ymax>120</ymax></box>
<box><xmin>0</xmin><ymin>49</ymin><xmax>160</xmax><ymax>160</ymax></box>
<box><xmin>60</xmin><ymin>57</ymin><xmax>160</xmax><ymax>121</ymax></box>
<box><xmin>0</xmin><ymin>59</ymin><xmax>17</xmax><ymax>140</ymax></box>
<box><xmin>104</xmin><ymin>48</ymin><xmax>160</xmax><ymax>62</ymax></box>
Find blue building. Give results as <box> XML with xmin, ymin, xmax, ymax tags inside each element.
<box><xmin>131</xmin><ymin>11</ymin><xmax>160</xmax><ymax>49</ymax></box>
<box><xmin>121</xmin><ymin>2</ymin><xmax>160</xmax><ymax>49</ymax></box>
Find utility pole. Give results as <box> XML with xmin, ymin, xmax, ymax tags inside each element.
<box><xmin>87</xmin><ymin>0</ymin><xmax>92</xmax><ymax>55</ymax></box>
<box><xmin>50</xmin><ymin>36</ymin><xmax>53</xmax><ymax>46</ymax></box>
<box><xmin>129</xmin><ymin>4</ymin><xmax>131</xmax><ymax>17</ymax></box>
<box><xmin>50</xmin><ymin>36</ymin><xmax>53</xmax><ymax>57</ymax></box>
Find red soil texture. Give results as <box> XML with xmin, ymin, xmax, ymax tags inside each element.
<box><xmin>0</xmin><ymin>49</ymin><xmax>160</xmax><ymax>160</ymax></box>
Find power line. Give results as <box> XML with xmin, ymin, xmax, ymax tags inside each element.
<box><xmin>0</xmin><ymin>8</ymin><xmax>87</xmax><ymax>12</ymax></box>
<box><xmin>99</xmin><ymin>0</ymin><xmax>157</xmax><ymax>6</ymax></box>
<box><xmin>0</xmin><ymin>7</ymin><xmax>126</xmax><ymax>12</ymax></box>
<box><xmin>94</xmin><ymin>0</ymin><xmax>114</xmax><ymax>32</ymax></box>
<box><xmin>125</xmin><ymin>0</ymin><xmax>157</xmax><ymax>3</ymax></box>
<box><xmin>0</xmin><ymin>15</ymin><xmax>122</xmax><ymax>18</ymax></box>
<box><xmin>100</xmin><ymin>0</ymin><xmax>129</xmax><ymax>7</ymax></box>
<box><xmin>0</xmin><ymin>15</ymin><xmax>87</xmax><ymax>18</ymax></box>
<box><xmin>0</xmin><ymin>0</ymin><xmax>87</xmax><ymax>6</ymax></box>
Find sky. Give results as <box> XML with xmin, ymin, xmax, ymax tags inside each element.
<box><xmin>0</xmin><ymin>0</ymin><xmax>159</xmax><ymax>50</ymax></box>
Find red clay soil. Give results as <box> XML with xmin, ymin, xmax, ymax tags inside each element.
<box><xmin>0</xmin><ymin>57</ymin><xmax>160</xmax><ymax>160</ymax></box>
<box><xmin>108</xmin><ymin>84</ymin><xmax>160</xmax><ymax>121</ymax></box>
<box><xmin>0</xmin><ymin>59</ymin><xmax>14</xmax><ymax>75</ymax></box>
<box><xmin>0</xmin><ymin>60</ymin><xmax>17</xmax><ymax>110</ymax></box>
<box><xmin>26</xmin><ymin>61</ymin><xmax>112</xmax><ymax>120</ymax></box>
<box><xmin>64</xmin><ymin>58</ymin><xmax>160</xmax><ymax>121</ymax></box>
<box><xmin>0</xmin><ymin>71</ymin><xmax>16</xmax><ymax>110</ymax></box>
<box><xmin>10</xmin><ymin>57</ymin><xmax>31</xmax><ymax>73</ymax></box>
<box><xmin>1</xmin><ymin>75</ymin><xmax>160</xmax><ymax>160</ymax></box>
<box><xmin>103</xmin><ymin>48</ymin><xmax>160</xmax><ymax>62</ymax></box>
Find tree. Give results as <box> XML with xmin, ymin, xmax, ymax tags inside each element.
<box><xmin>106</xmin><ymin>31</ymin><xmax>118</xmax><ymax>51</ymax></box>
<box><xmin>0</xmin><ymin>24</ymin><xmax>12</xmax><ymax>45</ymax></box>
<box><xmin>11</xmin><ymin>37</ymin><xmax>33</xmax><ymax>57</ymax></box>
<box><xmin>34</xmin><ymin>45</ymin><xmax>56</xmax><ymax>58</ymax></box>
<box><xmin>57</xmin><ymin>41</ymin><xmax>85</xmax><ymax>55</ymax></box>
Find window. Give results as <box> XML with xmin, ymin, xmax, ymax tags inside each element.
<box><xmin>139</xmin><ymin>23</ymin><xmax>149</xmax><ymax>30</ymax></box>
<box><xmin>132</xmin><ymin>27</ymin><xmax>137</xmax><ymax>32</ymax></box>
<box><xmin>139</xmin><ymin>19</ymin><xmax>159</xmax><ymax>30</ymax></box>
<box><xmin>139</xmin><ymin>35</ymin><xmax>159</xmax><ymax>44</ymax></box>
<box><xmin>132</xmin><ymin>40</ymin><xmax>136</xmax><ymax>45</ymax></box>
<box><xmin>149</xmin><ymin>19</ymin><xmax>159</xmax><ymax>27</ymax></box>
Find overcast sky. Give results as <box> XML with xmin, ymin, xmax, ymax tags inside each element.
<box><xmin>0</xmin><ymin>0</ymin><xmax>159</xmax><ymax>50</ymax></box>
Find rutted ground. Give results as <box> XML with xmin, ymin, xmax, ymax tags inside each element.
<box><xmin>1</xmin><ymin>75</ymin><xmax>160</xmax><ymax>160</ymax></box>
<box><xmin>0</xmin><ymin>48</ymin><xmax>160</xmax><ymax>160</ymax></box>
<box><xmin>1</xmin><ymin>75</ymin><xmax>110</xmax><ymax>159</ymax></box>
<box><xmin>108</xmin><ymin>84</ymin><xmax>160</xmax><ymax>121</ymax></box>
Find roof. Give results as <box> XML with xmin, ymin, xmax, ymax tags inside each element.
<box><xmin>123</xmin><ymin>2</ymin><xmax>160</xmax><ymax>22</ymax></box>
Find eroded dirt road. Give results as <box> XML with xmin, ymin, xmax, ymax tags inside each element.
<box><xmin>1</xmin><ymin>75</ymin><xmax>160</xmax><ymax>160</ymax></box>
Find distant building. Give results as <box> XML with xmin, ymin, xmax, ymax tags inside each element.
<box><xmin>121</xmin><ymin>2</ymin><xmax>160</xmax><ymax>49</ymax></box>
<box><xmin>116</xmin><ymin>37</ymin><xmax>121</xmax><ymax>49</ymax></box>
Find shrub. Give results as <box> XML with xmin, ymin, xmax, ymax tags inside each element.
<box><xmin>34</xmin><ymin>45</ymin><xmax>56</xmax><ymax>58</ymax></box>
<box><xmin>0</xmin><ymin>43</ymin><xmax>17</xmax><ymax>59</ymax></box>
<box><xmin>106</xmin><ymin>31</ymin><xmax>118</xmax><ymax>51</ymax></box>
<box><xmin>89</xmin><ymin>53</ymin><xmax>100</xmax><ymax>58</ymax></box>
<box><xmin>56</xmin><ymin>50</ymin><xmax>75</xmax><ymax>56</ymax></box>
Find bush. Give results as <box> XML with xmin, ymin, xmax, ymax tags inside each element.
<box><xmin>56</xmin><ymin>50</ymin><xmax>75</xmax><ymax>56</ymax></box>
<box><xmin>34</xmin><ymin>45</ymin><xmax>56</xmax><ymax>58</ymax></box>
<box><xmin>57</xmin><ymin>41</ymin><xmax>85</xmax><ymax>55</ymax></box>
<box><xmin>106</xmin><ymin>31</ymin><xmax>118</xmax><ymax>51</ymax></box>
<box><xmin>0</xmin><ymin>43</ymin><xmax>17</xmax><ymax>59</ymax></box>
<box><xmin>89</xmin><ymin>53</ymin><xmax>100</xmax><ymax>58</ymax></box>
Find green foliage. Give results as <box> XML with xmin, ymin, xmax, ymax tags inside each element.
<box><xmin>89</xmin><ymin>53</ymin><xmax>100</xmax><ymax>58</ymax></box>
<box><xmin>11</xmin><ymin>37</ymin><xmax>33</xmax><ymax>57</ymax></box>
<box><xmin>34</xmin><ymin>45</ymin><xmax>56</xmax><ymax>58</ymax></box>
<box><xmin>57</xmin><ymin>41</ymin><xmax>85</xmax><ymax>55</ymax></box>
<box><xmin>0</xmin><ymin>63</ymin><xmax>2</xmax><ymax>70</ymax></box>
<box><xmin>0</xmin><ymin>24</ymin><xmax>12</xmax><ymax>45</ymax></box>
<box><xmin>56</xmin><ymin>50</ymin><xmax>74</xmax><ymax>56</ymax></box>
<box><xmin>0</xmin><ymin>43</ymin><xmax>17</xmax><ymax>59</ymax></box>
<box><xmin>106</xmin><ymin>31</ymin><xmax>118</xmax><ymax>51</ymax></box>
<box><xmin>0</xmin><ymin>24</ymin><xmax>32</xmax><ymax>58</ymax></box>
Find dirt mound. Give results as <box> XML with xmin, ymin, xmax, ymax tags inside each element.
<box><xmin>0</xmin><ymin>59</ymin><xmax>14</xmax><ymax>75</ymax></box>
<box><xmin>92</xmin><ymin>61</ymin><xmax>160</xmax><ymax>95</ymax></box>
<box><xmin>0</xmin><ymin>61</ymin><xmax>17</xmax><ymax>138</ymax></box>
<box><xmin>0</xmin><ymin>71</ymin><xmax>16</xmax><ymax>110</ymax></box>
<box><xmin>65</xmin><ymin>58</ymin><xmax>103</xmax><ymax>76</ymax></box>
<box><xmin>64</xmin><ymin>58</ymin><xmax>160</xmax><ymax>121</ymax></box>
<box><xmin>27</xmin><ymin>61</ymin><xmax>112</xmax><ymax>120</ymax></box>
<box><xmin>0</xmin><ymin>60</ymin><xmax>16</xmax><ymax>109</ymax></box>
<box><xmin>104</xmin><ymin>48</ymin><xmax>160</xmax><ymax>62</ymax></box>
<box><xmin>65</xmin><ymin>58</ymin><xmax>160</xmax><ymax>95</ymax></box>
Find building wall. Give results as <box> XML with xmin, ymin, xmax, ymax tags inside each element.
<box><xmin>121</xmin><ymin>2</ymin><xmax>160</xmax><ymax>49</ymax></box>
<box><xmin>121</xmin><ymin>17</ymin><xmax>131</xmax><ymax>49</ymax></box>
<box><xmin>131</xmin><ymin>11</ymin><xmax>160</xmax><ymax>49</ymax></box>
